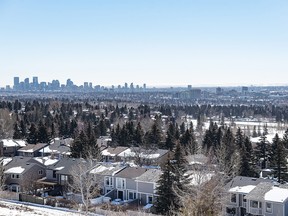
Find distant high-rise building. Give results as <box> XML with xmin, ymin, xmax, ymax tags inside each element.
<box><xmin>143</xmin><ymin>83</ymin><xmax>146</xmax><ymax>89</ymax></box>
<box><xmin>13</xmin><ymin>77</ymin><xmax>19</xmax><ymax>89</ymax></box>
<box><xmin>124</xmin><ymin>83</ymin><xmax>128</xmax><ymax>89</ymax></box>
<box><xmin>33</xmin><ymin>76</ymin><xmax>38</xmax><ymax>85</ymax></box>
<box><xmin>188</xmin><ymin>85</ymin><xmax>192</xmax><ymax>89</ymax></box>
<box><xmin>84</xmin><ymin>82</ymin><xmax>88</xmax><ymax>89</ymax></box>
<box><xmin>216</xmin><ymin>87</ymin><xmax>222</xmax><ymax>95</ymax></box>
<box><xmin>242</xmin><ymin>86</ymin><xmax>248</xmax><ymax>95</ymax></box>
<box><xmin>66</xmin><ymin>79</ymin><xmax>73</xmax><ymax>87</ymax></box>
<box><xmin>130</xmin><ymin>82</ymin><xmax>134</xmax><ymax>90</ymax></box>
<box><xmin>24</xmin><ymin>78</ymin><xmax>29</xmax><ymax>90</ymax></box>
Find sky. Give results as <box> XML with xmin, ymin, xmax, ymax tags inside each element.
<box><xmin>0</xmin><ymin>0</ymin><xmax>287</xmax><ymax>88</ymax></box>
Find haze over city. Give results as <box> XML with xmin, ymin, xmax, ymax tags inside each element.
<box><xmin>0</xmin><ymin>0</ymin><xmax>287</xmax><ymax>87</ymax></box>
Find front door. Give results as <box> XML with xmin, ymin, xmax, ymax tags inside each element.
<box><xmin>118</xmin><ymin>190</ymin><xmax>124</xmax><ymax>200</ymax></box>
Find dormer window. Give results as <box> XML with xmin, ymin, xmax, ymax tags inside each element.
<box><xmin>266</xmin><ymin>202</ymin><xmax>272</xmax><ymax>213</ymax></box>
<box><xmin>11</xmin><ymin>174</ymin><xmax>20</xmax><ymax>179</ymax></box>
<box><xmin>38</xmin><ymin>170</ymin><xmax>43</xmax><ymax>175</ymax></box>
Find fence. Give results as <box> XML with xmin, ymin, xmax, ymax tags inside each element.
<box><xmin>19</xmin><ymin>193</ymin><xmax>45</xmax><ymax>205</ymax></box>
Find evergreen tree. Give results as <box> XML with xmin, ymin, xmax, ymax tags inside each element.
<box><xmin>239</xmin><ymin>137</ymin><xmax>258</xmax><ymax>177</ymax></box>
<box><xmin>37</xmin><ymin>121</ymin><xmax>50</xmax><ymax>143</ymax></box>
<box><xmin>13</xmin><ymin>122</ymin><xmax>22</xmax><ymax>139</ymax></box>
<box><xmin>27</xmin><ymin>123</ymin><xmax>38</xmax><ymax>144</ymax></box>
<box><xmin>70</xmin><ymin>130</ymin><xmax>87</xmax><ymax>158</ymax></box>
<box><xmin>155</xmin><ymin>156</ymin><xmax>178</xmax><ymax>215</ymax></box>
<box><xmin>172</xmin><ymin>143</ymin><xmax>190</xmax><ymax>192</ymax></box>
<box><xmin>270</xmin><ymin>134</ymin><xmax>287</xmax><ymax>183</ymax></box>
<box><xmin>134</xmin><ymin>122</ymin><xmax>144</xmax><ymax>145</ymax></box>
<box><xmin>252</xmin><ymin>125</ymin><xmax>258</xmax><ymax>137</ymax></box>
<box><xmin>255</xmin><ymin>134</ymin><xmax>269</xmax><ymax>169</ymax></box>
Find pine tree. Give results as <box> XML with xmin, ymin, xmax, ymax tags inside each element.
<box><xmin>255</xmin><ymin>134</ymin><xmax>269</xmax><ymax>169</ymax></box>
<box><xmin>70</xmin><ymin>130</ymin><xmax>88</xmax><ymax>158</ymax></box>
<box><xmin>134</xmin><ymin>122</ymin><xmax>144</xmax><ymax>145</ymax></box>
<box><xmin>13</xmin><ymin>122</ymin><xmax>22</xmax><ymax>139</ymax></box>
<box><xmin>270</xmin><ymin>134</ymin><xmax>287</xmax><ymax>183</ymax></box>
<box><xmin>37</xmin><ymin>121</ymin><xmax>50</xmax><ymax>143</ymax></box>
<box><xmin>172</xmin><ymin>143</ymin><xmax>190</xmax><ymax>192</ymax></box>
<box><xmin>155</xmin><ymin>156</ymin><xmax>178</xmax><ymax>215</ymax></box>
<box><xmin>239</xmin><ymin>137</ymin><xmax>258</xmax><ymax>177</ymax></box>
<box><xmin>27</xmin><ymin>123</ymin><xmax>38</xmax><ymax>144</ymax></box>
<box><xmin>282</xmin><ymin>129</ymin><xmax>288</xmax><ymax>149</ymax></box>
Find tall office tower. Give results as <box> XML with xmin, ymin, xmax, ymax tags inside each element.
<box><xmin>124</xmin><ymin>82</ymin><xmax>128</xmax><ymax>89</ymax></box>
<box><xmin>84</xmin><ymin>82</ymin><xmax>89</xmax><ymax>89</ymax></box>
<box><xmin>66</xmin><ymin>79</ymin><xmax>73</xmax><ymax>87</ymax></box>
<box><xmin>130</xmin><ymin>82</ymin><xmax>134</xmax><ymax>90</ymax></box>
<box><xmin>24</xmin><ymin>78</ymin><xmax>29</xmax><ymax>90</ymax></box>
<box><xmin>13</xmin><ymin>77</ymin><xmax>20</xmax><ymax>90</ymax></box>
<box><xmin>33</xmin><ymin>76</ymin><xmax>38</xmax><ymax>85</ymax></box>
<box><xmin>188</xmin><ymin>85</ymin><xmax>192</xmax><ymax>89</ymax></box>
<box><xmin>143</xmin><ymin>83</ymin><xmax>146</xmax><ymax>89</ymax></box>
<box><xmin>89</xmin><ymin>82</ymin><xmax>92</xmax><ymax>88</ymax></box>
<box><xmin>33</xmin><ymin>76</ymin><xmax>39</xmax><ymax>89</ymax></box>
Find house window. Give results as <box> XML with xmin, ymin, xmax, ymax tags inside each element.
<box><xmin>226</xmin><ymin>207</ymin><xmax>236</xmax><ymax>214</ymax></box>
<box><xmin>53</xmin><ymin>170</ymin><xmax>56</xmax><ymax>178</ymax></box>
<box><xmin>11</xmin><ymin>174</ymin><xmax>20</xmax><ymax>179</ymax></box>
<box><xmin>128</xmin><ymin>191</ymin><xmax>136</xmax><ymax>200</ymax></box>
<box><xmin>266</xmin><ymin>202</ymin><xmax>272</xmax><ymax>213</ymax></box>
<box><xmin>231</xmin><ymin>193</ymin><xmax>236</xmax><ymax>203</ymax></box>
<box><xmin>116</xmin><ymin>178</ymin><xmax>126</xmax><ymax>189</ymax></box>
<box><xmin>251</xmin><ymin>200</ymin><xmax>261</xmax><ymax>208</ymax></box>
<box><xmin>105</xmin><ymin>176</ymin><xmax>113</xmax><ymax>187</ymax></box>
<box><xmin>38</xmin><ymin>170</ymin><xmax>43</xmax><ymax>175</ymax></box>
<box><xmin>61</xmin><ymin>175</ymin><xmax>68</xmax><ymax>181</ymax></box>
<box><xmin>243</xmin><ymin>195</ymin><xmax>246</xmax><ymax>203</ymax></box>
<box><xmin>147</xmin><ymin>195</ymin><xmax>153</xmax><ymax>204</ymax></box>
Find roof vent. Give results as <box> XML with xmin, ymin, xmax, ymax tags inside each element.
<box><xmin>26</xmin><ymin>163</ymin><xmax>30</xmax><ymax>165</ymax></box>
<box><xmin>251</xmin><ymin>178</ymin><xmax>257</xmax><ymax>181</ymax></box>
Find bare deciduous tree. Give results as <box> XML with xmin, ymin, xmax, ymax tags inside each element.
<box><xmin>68</xmin><ymin>158</ymin><xmax>100</xmax><ymax>215</ymax></box>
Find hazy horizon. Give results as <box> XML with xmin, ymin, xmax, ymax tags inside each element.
<box><xmin>1</xmin><ymin>1</ymin><xmax>287</xmax><ymax>88</ymax></box>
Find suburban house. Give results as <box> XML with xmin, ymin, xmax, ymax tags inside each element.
<box><xmin>4</xmin><ymin>156</ymin><xmax>46</xmax><ymax>192</ymax></box>
<box><xmin>17</xmin><ymin>143</ymin><xmax>48</xmax><ymax>157</ymax></box>
<box><xmin>113</xmin><ymin>167</ymin><xmax>148</xmax><ymax>201</ymax></box>
<box><xmin>223</xmin><ymin>176</ymin><xmax>285</xmax><ymax>216</ymax></box>
<box><xmin>135</xmin><ymin>168</ymin><xmax>162</xmax><ymax>205</ymax></box>
<box><xmin>101</xmin><ymin>147</ymin><xmax>129</xmax><ymax>163</ymax></box>
<box><xmin>118</xmin><ymin>147</ymin><xmax>169</xmax><ymax>166</ymax></box>
<box><xmin>42</xmin><ymin>138</ymin><xmax>71</xmax><ymax>159</ymax></box>
<box><xmin>90</xmin><ymin>163</ymin><xmax>126</xmax><ymax>195</ymax></box>
<box><xmin>0</xmin><ymin>139</ymin><xmax>27</xmax><ymax>157</ymax></box>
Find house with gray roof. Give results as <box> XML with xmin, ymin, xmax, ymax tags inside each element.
<box><xmin>223</xmin><ymin>176</ymin><xmax>288</xmax><ymax>216</ymax></box>
<box><xmin>118</xmin><ymin>147</ymin><xmax>169</xmax><ymax>166</ymax></box>
<box><xmin>101</xmin><ymin>147</ymin><xmax>128</xmax><ymax>162</ymax></box>
<box><xmin>0</xmin><ymin>139</ymin><xmax>27</xmax><ymax>157</ymax></box>
<box><xmin>136</xmin><ymin>169</ymin><xmax>162</xmax><ymax>205</ymax></box>
<box><xmin>17</xmin><ymin>143</ymin><xmax>47</xmax><ymax>157</ymax></box>
<box><xmin>4</xmin><ymin>156</ymin><xmax>46</xmax><ymax>192</ymax></box>
<box><xmin>113</xmin><ymin>167</ymin><xmax>148</xmax><ymax>202</ymax></box>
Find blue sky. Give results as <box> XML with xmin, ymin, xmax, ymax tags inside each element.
<box><xmin>0</xmin><ymin>0</ymin><xmax>287</xmax><ymax>87</ymax></box>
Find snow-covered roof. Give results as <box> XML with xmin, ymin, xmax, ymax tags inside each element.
<box><xmin>229</xmin><ymin>185</ymin><xmax>256</xmax><ymax>194</ymax></box>
<box><xmin>0</xmin><ymin>139</ymin><xmax>26</xmax><ymax>147</ymax></box>
<box><xmin>4</xmin><ymin>166</ymin><xmax>25</xmax><ymax>174</ymax></box>
<box><xmin>90</xmin><ymin>165</ymin><xmax>114</xmax><ymax>174</ymax></box>
<box><xmin>55</xmin><ymin>166</ymin><xmax>64</xmax><ymax>170</ymax></box>
<box><xmin>34</xmin><ymin>157</ymin><xmax>59</xmax><ymax>166</ymax></box>
<box><xmin>118</xmin><ymin>149</ymin><xmax>161</xmax><ymax>159</ymax></box>
<box><xmin>3</xmin><ymin>158</ymin><xmax>12</xmax><ymax>166</ymax></box>
<box><xmin>265</xmin><ymin>187</ymin><xmax>288</xmax><ymax>203</ymax></box>
<box><xmin>101</xmin><ymin>149</ymin><xmax>116</xmax><ymax>156</ymax></box>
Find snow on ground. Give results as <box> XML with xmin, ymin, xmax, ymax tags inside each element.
<box><xmin>0</xmin><ymin>200</ymin><xmax>81</xmax><ymax>216</ymax></box>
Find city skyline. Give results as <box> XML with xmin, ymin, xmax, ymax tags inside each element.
<box><xmin>0</xmin><ymin>1</ymin><xmax>287</xmax><ymax>88</ymax></box>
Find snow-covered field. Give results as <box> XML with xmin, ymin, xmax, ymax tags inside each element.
<box><xmin>0</xmin><ymin>200</ymin><xmax>81</xmax><ymax>216</ymax></box>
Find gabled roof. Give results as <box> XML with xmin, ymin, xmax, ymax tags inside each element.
<box><xmin>136</xmin><ymin>169</ymin><xmax>162</xmax><ymax>183</ymax></box>
<box><xmin>0</xmin><ymin>139</ymin><xmax>27</xmax><ymax>147</ymax></box>
<box><xmin>224</xmin><ymin>176</ymin><xmax>273</xmax><ymax>191</ymax></box>
<box><xmin>17</xmin><ymin>143</ymin><xmax>47</xmax><ymax>153</ymax></box>
<box><xmin>115</xmin><ymin>167</ymin><xmax>148</xmax><ymax>179</ymax></box>
<box><xmin>118</xmin><ymin>147</ymin><xmax>169</xmax><ymax>159</ymax></box>
<box><xmin>4</xmin><ymin>156</ymin><xmax>45</xmax><ymax>175</ymax></box>
<box><xmin>186</xmin><ymin>154</ymin><xmax>208</xmax><ymax>165</ymax></box>
<box><xmin>90</xmin><ymin>163</ymin><xmax>126</xmax><ymax>176</ymax></box>
<box><xmin>42</xmin><ymin>143</ymin><xmax>71</xmax><ymax>155</ymax></box>
<box><xmin>101</xmin><ymin>147</ymin><xmax>129</xmax><ymax>157</ymax></box>
<box><xmin>48</xmin><ymin>157</ymin><xmax>87</xmax><ymax>175</ymax></box>
<box><xmin>245</xmin><ymin>182</ymin><xmax>274</xmax><ymax>201</ymax></box>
